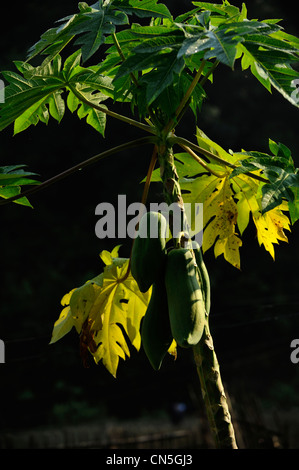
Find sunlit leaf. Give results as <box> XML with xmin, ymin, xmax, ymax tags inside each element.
<box><xmin>50</xmin><ymin>248</ymin><xmax>151</xmax><ymax>377</ymax></box>
<box><xmin>176</xmin><ymin>129</ymin><xmax>294</xmax><ymax>267</ymax></box>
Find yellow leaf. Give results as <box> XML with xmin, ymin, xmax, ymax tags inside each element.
<box><xmin>253</xmin><ymin>206</ymin><xmax>290</xmax><ymax>259</ymax></box>
<box><xmin>196</xmin><ymin>127</ymin><xmax>236</xmax><ymax>165</ymax></box>
<box><xmin>214</xmin><ymin>234</ymin><xmax>243</xmax><ymax>269</ymax></box>
<box><xmin>180</xmin><ymin>129</ymin><xmax>292</xmax><ymax>267</ymax></box>
<box><xmin>50</xmin><ymin>306</ymin><xmax>74</xmax><ymax>344</ymax></box>
<box><xmin>202</xmin><ymin>177</ymin><xmax>242</xmax><ymax>268</ymax></box>
<box><xmin>61</xmin><ymin>288</ymin><xmax>77</xmax><ymax>307</ymax></box>
<box><xmin>167</xmin><ymin>339</ymin><xmax>177</xmax><ymax>359</ymax></box>
<box><xmin>231</xmin><ymin>174</ymin><xmax>261</xmax><ymax>235</ymax></box>
<box><xmin>51</xmin><ymin>247</ymin><xmax>152</xmax><ymax>377</ymax></box>
<box><xmin>91</xmin><ymin>260</ymin><xmax>151</xmax><ymax>377</ymax></box>
<box><xmin>70</xmin><ymin>280</ymin><xmax>103</xmax><ymax>333</ymax></box>
<box><xmin>100</xmin><ymin>245</ymin><xmax>122</xmax><ymax>266</ymax></box>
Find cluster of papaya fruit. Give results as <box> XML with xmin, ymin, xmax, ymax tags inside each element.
<box><xmin>131</xmin><ymin>211</ymin><xmax>210</xmax><ymax>370</ymax></box>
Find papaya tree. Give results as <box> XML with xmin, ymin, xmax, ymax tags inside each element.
<box><xmin>1</xmin><ymin>0</ymin><xmax>299</xmax><ymax>449</ymax></box>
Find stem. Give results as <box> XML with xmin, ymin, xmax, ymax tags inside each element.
<box><xmin>140</xmin><ymin>145</ymin><xmax>158</xmax><ymax>208</ymax></box>
<box><xmin>163</xmin><ymin>61</ymin><xmax>206</xmax><ymax>135</ymax></box>
<box><xmin>112</xmin><ymin>33</ymin><xmax>139</xmax><ymax>89</ymax></box>
<box><xmin>157</xmin><ymin>140</ymin><xmax>238</xmax><ymax>449</ymax></box>
<box><xmin>68</xmin><ymin>85</ymin><xmax>155</xmax><ymax>135</ymax></box>
<box><xmin>178</xmin><ymin>143</ymin><xmax>227</xmax><ymax>178</ymax></box>
<box><xmin>172</xmin><ymin>136</ymin><xmax>269</xmax><ymax>184</ymax></box>
<box><xmin>193</xmin><ymin>321</ymin><xmax>238</xmax><ymax>449</ymax></box>
<box><xmin>198</xmin><ymin>59</ymin><xmax>220</xmax><ymax>88</ymax></box>
<box><xmin>0</xmin><ymin>137</ymin><xmax>155</xmax><ymax>206</ymax></box>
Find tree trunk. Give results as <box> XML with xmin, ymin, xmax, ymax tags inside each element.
<box><xmin>157</xmin><ymin>141</ymin><xmax>238</xmax><ymax>449</ymax></box>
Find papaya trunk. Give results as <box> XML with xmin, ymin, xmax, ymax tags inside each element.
<box><xmin>193</xmin><ymin>322</ymin><xmax>238</xmax><ymax>448</ymax></box>
<box><xmin>157</xmin><ymin>141</ymin><xmax>238</xmax><ymax>449</ymax></box>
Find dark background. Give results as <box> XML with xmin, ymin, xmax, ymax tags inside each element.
<box><xmin>0</xmin><ymin>0</ymin><xmax>299</xmax><ymax>447</ymax></box>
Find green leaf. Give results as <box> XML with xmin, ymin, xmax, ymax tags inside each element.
<box><xmin>260</xmin><ymin>167</ymin><xmax>299</xmax><ymax>213</ymax></box>
<box><xmin>27</xmin><ymin>5</ymin><xmax>90</xmax><ymax>62</ymax></box>
<box><xmin>78</xmin><ymin>99</ymin><xmax>107</xmax><ymax>135</ymax></box>
<box><xmin>177</xmin><ymin>20</ymin><xmax>279</xmax><ymax>69</ymax></box>
<box><xmin>141</xmin><ymin>53</ymin><xmax>185</xmax><ymax>105</ymax></box>
<box><xmin>0</xmin><ymin>165</ymin><xmax>40</xmax><ymax>207</ymax></box>
<box><xmin>0</xmin><ymin>57</ymin><xmax>66</xmax><ymax>134</ymax></box>
<box><xmin>72</xmin><ymin>7</ymin><xmax>128</xmax><ymax>62</ymax></box>
<box><xmin>231</xmin><ymin>140</ymin><xmax>299</xmax><ymax>214</ymax></box>
<box><xmin>0</xmin><ymin>186</ymin><xmax>33</xmax><ymax>207</ymax></box>
<box><xmin>0</xmin><ymin>165</ymin><xmax>39</xmax><ymax>186</ymax></box>
<box><xmin>288</xmin><ymin>187</ymin><xmax>299</xmax><ymax>224</ymax></box>
<box><xmin>0</xmin><ymin>52</ymin><xmax>113</xmax><ymax>134</ymax></box>
<box><xmin>68</xmin><ymin>66</ymin><xmax>115</xmax><ymax>99</ymax></box>
<box><xmin>238</xmin><ymin>39</ymin><xmax>299</xmax><ymax>107</ymax></box>
<box><xmin>27</xmin><ymin>1</ymin><xmax>128</xmax><ymax>63</ymax></box>
<box><xmin>192</xmin><ymin>2</ymin><xmax>240</xmax><ymax>17</ymax></box>
<box><xmin>67</xmin><ymin>84</ymin><xmax>108</xmax><ymax>135</ymax></box>
<box><xmin>62</xmin><ymin>49</ymin><xmax>83</xmax><ymax>81</ymax></box>
<box><xmin>112</xmin><ymin>0</ymin><xmax>171</xmax><ymax>19</ymax></box>
<box><xmin>114</xmin><ymin>32</ymin><xmax>185</xmax><ymax>105</ymax></box>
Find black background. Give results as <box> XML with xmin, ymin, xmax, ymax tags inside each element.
<box><xmin>0</xmin><ymin>0</ymin><xmax>299</xmax><ymax>447</ymax></box>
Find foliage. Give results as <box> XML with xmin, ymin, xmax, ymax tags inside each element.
<box><xmin>50</xmin><ymin>246</ymin><xmax>153</xmax><ymax>377</ymax></box>
<box><xmin>1</xmin><ymin>0</ymin><xmax>299</xmax><ymax>378</ymax></box>
<box><xmin>0</xmin><ymin>165</ymin><xmax>40</xmax><ymax>207</ymax></box>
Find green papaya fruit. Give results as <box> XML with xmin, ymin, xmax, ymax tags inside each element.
<box><xmin>131</xmin><ymin>211</ymin><xmax>168</xmax><ymax>293</ymax></box>
<box><xmin>165</xmin><ymin>248</ymin><xmax>205</xmax><ymax>348</ymax></box>
<box><xmin>141</xmin><ymin>276</ymin><xmax>173</xmax><ymax>370</ymax></box>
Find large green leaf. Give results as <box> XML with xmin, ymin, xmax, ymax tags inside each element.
<box><xmin>27</xmin><ymin>1</ymin><xmax>128</xmax><ymax>63</ymax></box>
<box><xmin>231</xmin><ymin>140</ymin><xmax>299</xmax><ymax>219</ymax></box>
<box><xmin>288</xmin><ymin>188</ymin><xmax>299</xmax><ymax>225</ymax></box>
<box><xmin>238</xmin><ymin>37</ymin><xmax>299</xmax><ymax>107</ymax></box>
<box><xmin>0</xmin><ymin>73</ymin><xmax>65</xmax><ymax>134</ymax></box>
<box><xmin>112</xmin><ymin>0</ymin><xmax>171</xmax><ymax>19</ymax></box>
<box><xmin>0</xmin><ymin>165</ymin><xmax>40</xmax><ymax>207</ymax></box>
<box><xmin>26</xmin><ymin>0</ymin><xmax>170</xmax><ymax>64</ymax></box>
<box><xmin>0</xmin><ymin>51</ymin><xmax>114</xmax><ymax>135</ymax></box>
<box><xmin>0</xmin><ymin>165</ymin><xmax>39</xmax><ymax>186</ymax></box>
<box><xmin>177</xmin><ymin>17</ymin><xmax>281</xmax><ymax>68</ymax></box>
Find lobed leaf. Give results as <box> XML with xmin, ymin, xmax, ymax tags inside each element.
<box><xmin>171</xmin><ymin>130</ymin><xmax>294</xmax><ymax>267</ymax></box>
<box><xmin>0</xmin><ymin>165</ymin><xmax>40</xmax><ymax>207</ymax></box>
<box><xmin>0</xmin><ymin>51</ymin><xmax>114</xmax><ymax>135</ymax></box>
<box><xmin>50</xmin><ymin>247</ymin><xmax>152</xmax><ymax>377</ymax></box>
<box><xmin>112</xmin><ymin>0</ymin><xmax>171</xmax><ymax>19</ymax></box>
<box><xmin>231</xmin><ymin>140</ymin><xmax>299</xmax><ymax>216</ymax></box>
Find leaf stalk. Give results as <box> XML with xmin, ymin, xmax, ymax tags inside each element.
<box><xmin>68</xmin><ymin>84</ymin><xmax>156</xmax><ymax>134</ymax></box>
<box><xmin>178</xmin><ymin>143</ymin><xmax>227</xmax><ymax>178</ymax></box>
<box><xmin>172</xmin><ymin>136</ymin><xmax>269</xmax><ymax>183</ymax></box>
<box><xmin>163</xmin><ymin>60</ymin><xmax>207</xmax><ymax>135</ymax></box>
<box><xmin>0</xmin><ymin>137</ymin><xmax>156</xmax><ymax>206</ymax></box>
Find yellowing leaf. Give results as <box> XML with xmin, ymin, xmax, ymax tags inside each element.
<box><xmin>179</xmin><ymin>129</ymin><xmax>292</xmax><ymax>268</ymax></box>
<box><xmin>167</xmin><ymin>339</ymin><xmax>177</xmax><ymax>359</ymax></box>
<box><xmin>50</xmin><ymin>247</ymin><xmax>152</xmax><ymax>378</ymax></box>
<box><xmin>70</xmin><ymin>281</ymin><xmax>103</xmax><ymax>333</ymax></box>
<box><xmin>49</xmin><ymin>306</ymin><xmax>74</xmax><ymax>344</ymax></box>
<box><xmin>253</xmin><ymin>206</ymin><xmax>290</xmax><ymax>259</ymax></box>
<box><xmin>91</xmin><ymin>260</ymin><xmax>151</xmax><ymax>377</ymax></box>
<box><xmin>231</xmin><ymin>173</ymin><xmax>261</xmax><ymax>235</ymax></box>
<box><xmin>196</xmin><ymin>127</ymin><xmax>236</xmax><ymax>165</ymax></box>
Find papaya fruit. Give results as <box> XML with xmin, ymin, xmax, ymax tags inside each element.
<box><xmin>191</xmin><ymin>241</ymin><xmax>211</xmax><ymax>315</ymax></box>
<box><xmin>131</xmin><ymin>211</ymin><xmax>168</xmax><ymax>293</ymax></box>
<box><xmin>141</xmin><ymin>276</ymin><xmax>173</xmax><ymax>370</ymax></box>
<box><xmin>165</xmin><ymin>248</ymin><xmax>205</xmax><ymax>348</ymax></box>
